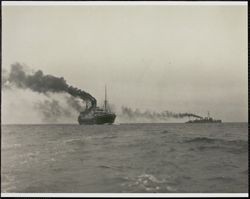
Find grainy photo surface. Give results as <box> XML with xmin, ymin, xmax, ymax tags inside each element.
<box><xmin>1</xmin><ymin>1</ymin><xmax>248</xmax><ymax>195</ymax></box>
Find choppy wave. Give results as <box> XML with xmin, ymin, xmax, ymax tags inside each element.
<box><xmin>98</xmin><ymin>165</ymin><xmax>112</xmax><ymax>169</ymax></box>
<box><xmin>121</xmin><ymin>174</ymin><xmax>177</xmax><ymax>193</ymax></box>
<box><xmin>2</xmin><ymin>143</ymin><xmax>22</xmax><ymax>150</ymax></box>
<box><xmin>185</xmin><ymin>137</ymin><xmax>248</xmax><ymax>154</ymax></box>
<box><xmin>184</xmin><ymin>137</ymin><xmax>219</xmax><ymax>143</ymax></box>
<box><xmin>64</xmin><ymin>138</ymin><xmax>85</xmax><ymax>146</ymax></box>
<box><xmin>184</xmin><ymin>137</ymin><xmax>248</xmax><ymax>146</ymax></box>
<box><xmin>98</xmin><ymin>164</ymin><xmax>133</xmax><ymax>171</ymax></box>
<box><xmin>102</xmin><ymin>135</ymin><xmax>117</xmax><ymax>139</ymax></box>
<box><xmin>2</xmin><ymin>123</ymin><xmax>248</xmax><ymax>193</ymax></box>
<box><xmin>161</xmin><ymin>130</ymin><xmax>172</xmax><ymax>134</ymax></box>
<box><xmin>207</xmin><ymin>176</ymin><xmax>235</xmax><ymax>183</ymax></box>
<box><xmin>241</xmin><ymin>169</ymin><xmax>248</xmax><ymax>175</ymax></box>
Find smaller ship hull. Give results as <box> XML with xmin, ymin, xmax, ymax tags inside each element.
<box><xmin>186</xmin><ymin>112</ymin><xmax>221</xmax><ymax>123</ymax></box>
<box><xmin>78</xmin><ymin>113</ymin><xmax>116</xmax><ymax>125</ymax></box>
<box><xmin>186</xmin><ymin>120</ymin><xmax>222</xmax><ymax>123</ymax></box>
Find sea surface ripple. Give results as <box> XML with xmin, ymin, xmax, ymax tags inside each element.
<box><xmin>1</xmin><ymin>123</ymin><xmax>248</xmax><ymax>193</ymax></box>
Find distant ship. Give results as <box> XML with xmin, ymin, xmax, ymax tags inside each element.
<box><xmin>78</xmin><ymin>86</ymin><xmax>116</xmax><ymax>125</ymax></box>
<box><xmin>186</xmin><ymin>112</ymin><xmax>222</xmax><ymax>123</ymax></box>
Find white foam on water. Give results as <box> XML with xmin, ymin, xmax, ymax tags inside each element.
<box><xmin>123</xmin><ymin>173</ymin><xmax>177</xmax><ymax>193</ymax></box>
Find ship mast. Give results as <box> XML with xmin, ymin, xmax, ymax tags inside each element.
<box><xmin>104</xmin><ymin>85</ymin><xmax>107</xmax><ymax>111</ymax></box>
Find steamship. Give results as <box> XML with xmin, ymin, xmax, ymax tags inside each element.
<box><xmin>186</xmin><ymin>112</ymin><xmax>222</xmax><ymax>123</ymax></box>
<box><xmin>78</xmin><ymin>87</ymin><xmax>116</xmax><ymax>125</ymax></box>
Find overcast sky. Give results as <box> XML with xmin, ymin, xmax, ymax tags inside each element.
<box><xmin>2</xmin><ymin>4</ymin><xmax>248</xmax><ymax>122</ymax></box>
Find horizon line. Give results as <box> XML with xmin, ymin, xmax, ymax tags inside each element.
<box><xmin>2</xmin><ymin>1</ymin><xmax>247</xmax><ymax>6</ymax></box>
<box><xmin>1</xmin><ymin>121</ymin><xmax>248</xmax><ymax>125</ymax></box>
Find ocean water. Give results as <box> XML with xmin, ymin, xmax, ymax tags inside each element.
<box><xmin>1</xmin><ymin>123</ymin><xmax>248</xmax><ymax>193</ymax></box>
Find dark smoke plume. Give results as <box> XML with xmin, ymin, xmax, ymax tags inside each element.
<box><xmin>120</xmin><ymin>106</ymin><xmax>202</xmax><ymax>122</ymax></box>
<box><xmin>4</xmin><ymin>63</ymin><xmax>97</xmax><ymax>112</ymax></box>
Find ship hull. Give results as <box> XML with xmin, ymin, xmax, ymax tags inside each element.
<box><xmin>186</xmin><ymin>120</ymin><xmax>222</xmax><ymax>123</ymax></box>
<box><xmin>78</xmin><ymin>113</ymin><xmax>116</xmax><ymax>125</ymax></box>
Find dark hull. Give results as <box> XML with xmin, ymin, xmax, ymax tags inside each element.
<box><xmin>186</xmin><ymin>120</ymin><xmax>222</xmax><ymax>123</ymax></box>
<box><xmin>78</xmin><ymin>113</ymin><xmax>116</xmax><ymax>125</ymax></box>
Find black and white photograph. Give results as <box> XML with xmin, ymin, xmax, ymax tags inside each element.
<box><xmin>1</xmin><ymin>1</ymin><xmax>248</xmax><ymax>197</ymax></box>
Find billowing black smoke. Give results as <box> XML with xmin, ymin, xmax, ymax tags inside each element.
<box><xmin>120</xmin><ymin>106</ymin><xmax>202</xmax><ymax>122</ymax></box>
<box><xmin>4</xmin><ymin>63</ymin><xmax>97</xmax><ymax>111</ymax></box>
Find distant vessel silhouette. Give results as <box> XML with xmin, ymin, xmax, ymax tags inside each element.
<box><xmin>186</xmin><ymin>112</ymin><xmax>222</xmax><ymax>123</ymax></box>
<box><xmin>78</xmin><ymin>86</ymin><xmax>116</xmax><ymax>125</ymax></box>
